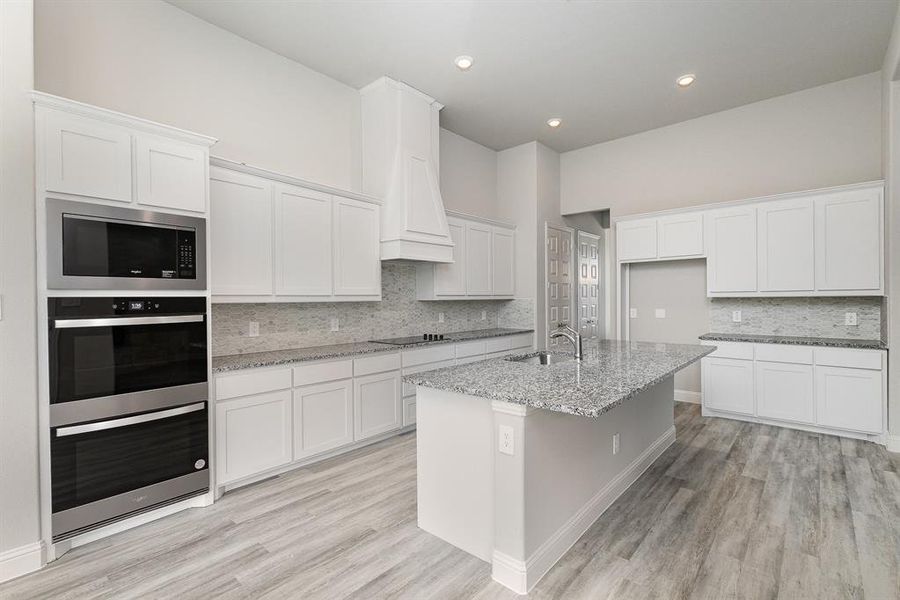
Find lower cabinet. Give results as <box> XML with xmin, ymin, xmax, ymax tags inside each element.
<box><xmin>216</xmin><ymin>390</ymin><xmax>293</xmax><ymax>485</ymax></box>
<box><xmin>815</xmin><ymin>366</ymin><xmax>883</xmax><ymax>434</ymax></box>
<box><xmin>293</xmin><ymin>379</ymin><xmax>354</xmax><ymax>460</ymax></box>
<box><xmin>755</xmin><ymin>361</ymin><xmax>815</xmax><ymax>424</ymax></box>
<box><xmin>702</xmin><ymin>357</ymin><xmax>754</xmax><ymax>416</ymax></box>
<box><xmin>403</xmin><ymin>396</ymin><xmax>417</xmax><ymax>427</ymax></box>
<box><xmin>354</xmin><ymin>371</ymin><xmax>403</xmax><ymax>441</ymax></box>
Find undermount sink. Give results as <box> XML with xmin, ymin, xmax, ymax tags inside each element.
<box><xmin>508</xmin><ymin>351</ymin><xmax>572</xmax><ymax>366</ymax></box>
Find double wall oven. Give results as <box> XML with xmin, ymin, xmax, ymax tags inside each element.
<box><xmin>47</xmin><ymin>201</ymin><xmax>210</xmax><ymax>541</ymax></box>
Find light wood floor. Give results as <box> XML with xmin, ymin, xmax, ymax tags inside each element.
<box><xmin>4</xmin><ymin>403</ymin><xmax>900</xmax><ymax>599</ymax></box>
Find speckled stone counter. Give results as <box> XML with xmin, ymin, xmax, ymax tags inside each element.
<box><xmin>699</xmin><ymin>332</ymin><xmax>887</xmax><ymax>350</ymax></box>
<box><xmin>404</xmin><ymin>340</ymin><xmax>714</xmax><ymax>418</ymax></box>
<box><xmin>212</xmin><ymin>328</ymin><xmax>534</xmax><ymax>373</ymax></box>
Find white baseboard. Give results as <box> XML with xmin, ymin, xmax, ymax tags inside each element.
<box><xmin>674</xmin><ymin>389</ymin><xmax>701</xmax><ymax>404</ymax></box>
<box><xmin>0</xmin><ymin>541</ymin><xmax>44</xmax><ymax>583</ymax></box>
<box><xmin>492</xmin><ymin>425</ymin><xmax>677</xmax><ymax>595</ymax></box>
<box><xmin>886</xmin><ymin>434</ymin><xmax>900</xmax><ymax>454</ymax></box>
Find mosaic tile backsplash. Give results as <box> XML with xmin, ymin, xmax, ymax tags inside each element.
<box><xmin>709</xmin><ymin>297</ymin><xmax>883</xmax><ymax>340</ymax></box>
<box><xmin>212</xmin><ymin>263</ymin><xmax>535</xmax><ymax>356</ymax></box>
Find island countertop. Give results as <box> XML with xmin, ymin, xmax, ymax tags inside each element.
<box><xmin>404</xmin><ymin>339</ymin><xmax>714</xmax><ymax>418</ymax></box>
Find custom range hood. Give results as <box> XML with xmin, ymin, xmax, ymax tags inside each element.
<box><xmin>361</xmin><ymin>77</ymin><xmax>453</xmax><ymax>262</ymax></box>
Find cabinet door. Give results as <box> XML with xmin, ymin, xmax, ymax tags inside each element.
<box><xmin>209</xmin><ymin>168</ymin><xmax>274</xmax><ymax>295</ymax></box>
<box><xmin>333</xmin><ymin>197</ymin><xmax>381</xmax><ymax>296</ymax></box>
<box><xmin>403</xmin><ymin>396</ymin><xmax>416</xmax><ymax>427</ymax></box>
<box><xmin>466</xmin><ymin>222</ymin><xmax>493</xmax><ymax>295</ymax></box>
<box><xmin>702</xmin><ymin>357</ymin><xmax>754</xmax><ymax>415</ymax></box>
<box><xmin>433</xmin><ymin>218</ymin><xmax>466</xmax><ymax>296</ymax></box>
<box><xmin>135</xmin><ymin>135</ymin><xmax>207</xmax><ymax>213</ymax></box>
<box><xmin>293</xmin><ymin>379</ymin><xmax>353</xmax><ymax>460</ymax></box>
<box><xmin>491</xmin><ymin>227</ymin><xmax>515</xmax><ymax>296</ymax></box>
<box><xmin>657</xmin><ymin>213</ymin><xmax>703</xmax><ymax>259</ymax></box>
<box><xmin>706</xmin><ymin>207</ymin><xmax>757</xmax><ymax>294</ymax></box>
<box><xmin>815</xmin><ymin>366</ymin><xmax>883</xmax><ymax>434</ymax></box>
<box><xmin>616</xmin><ymin>219</ymin><xmax>657</xmax><ymax>262</ymax></box>
<box><xmin>815</xmin><ymin>189</ymin><xmax>882</xmax><ymax>292</ymax></box>
<box><xmin>275</xmin><ymin>184</ymin><xmax>332</xmax><ymax>296</ymax></box>
<box><xmin>758</xmin><ymin>198</ymin><xmax>814</xmax><ymax>292</ymax></box>
<box><xmin>755</xmin><ymin>361</ymin><xmax>814</xmax><ymax>424</ymax></box>
<box><xmin>354</xmin><ymin>371</ymin><xmax>402</xmax><ymax>441</ymax></box>
<box><xmin>42</xmin><ymin>109</ymin><xmax>132</xmax><ymax>202</ymax></box>
<box><xmin>216</xmin><ymin>390</ymin><xmax>292</xmax><ymax>485</ymax></box>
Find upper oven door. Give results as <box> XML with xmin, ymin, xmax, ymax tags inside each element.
<box><xmin>46</xmin><ymin>198</ymin><xmax>207</xmax><ymax>290</ymax></box>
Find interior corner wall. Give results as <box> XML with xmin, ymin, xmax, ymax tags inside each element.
<box><xmin>884</xmin><ymin>48</ymin><xmax>900</xmax><ymax>438</ymax></box>
<box><xmin>439</xmin><ymin>128</ymin><xmax>499</xmax><ymax>220</ymax></box>
<box><xmin>0</xmin><ymin>0</ymin><xmax>41</xmax><ymax>563</ymax></box>
<box><xmin>34</xmin><ymin>0</ymin><xmax>362</xmax><ymax>191</ymax></box>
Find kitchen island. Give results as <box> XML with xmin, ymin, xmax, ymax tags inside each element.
<box><xmin>404</xmin><ymin>339</ymin><xmax>713</xmax><ymax>595</ymax></box>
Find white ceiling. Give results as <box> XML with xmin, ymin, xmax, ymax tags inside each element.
<box><xmin>167</xmin><ymin>0</ymin><xmax>898</xmax><ymax>153</ymax></box>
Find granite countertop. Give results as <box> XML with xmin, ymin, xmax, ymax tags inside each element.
<box><xmin>404</xmin><ymin>340</ymin><xmax>714</xmax><ymax>418</ymax></box>
<box><xmin>699</xmin><ymin>332</ymin><xmax>887</xmax><ymax>350</ymax></box>
<box><xmin>211</xmin><ymin>328</ymin><xmax>535</xmax><ymax>373</ymax></box>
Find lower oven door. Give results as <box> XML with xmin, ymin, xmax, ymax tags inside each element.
<box><xmin>51</xmin><ymin>402</ymin><xmax>209</xmax><ymax>540</ymax></box>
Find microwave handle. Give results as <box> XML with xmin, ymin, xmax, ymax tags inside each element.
<box><xmin>53</xmin><ymin>314</ymin><xmax>205</xmax><ymax>329</ymax></box>
<box><xmin>55</xmin><ymin>403</ymin><xmax>205</xmax><ymax>437</ymax></box>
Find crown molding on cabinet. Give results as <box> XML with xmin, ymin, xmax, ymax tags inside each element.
<box><xmin>444</xmin><ymin>209</ymin><xmax>516</xmax><ymax>230</ymax></box>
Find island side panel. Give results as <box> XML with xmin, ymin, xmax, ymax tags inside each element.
<box><xmin>416</xmin><ymin>386</ymin><xmax>495</xmax><ymax>562</ymax></box>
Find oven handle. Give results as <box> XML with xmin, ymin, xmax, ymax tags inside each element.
<box><xmin>55</xmin><ymin>402</ymin><xmax>205</xmax><ymax>437</ymax></box>
<box><xmin>53</xmin><ymin>314</ymin><xmax>205</xmax><ymax>329</ymax></box>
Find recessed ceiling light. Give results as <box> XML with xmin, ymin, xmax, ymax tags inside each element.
<box><xmin>454</xmin><ymin>55</ymin><xmax>474</xmax><ymax>71</ymax></box>
<box><xmin>547</xmin><ymin>117</ymin><xmax>562</xmax><ymax>128</ymax></box>
<box><xmin>676</xmin><ymin>73</ymin><xmax>696</xmax><ymax>88</ymax></box>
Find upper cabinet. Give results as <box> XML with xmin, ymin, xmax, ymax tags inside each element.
<box><xmin>34</xmin><ymin>92</ymin><xmax>216</xmax><ymax>214</ymax></box>
<box><xmin>417</xmin><ymin>212</ymin><xmax>516</xmax><ymax>300</ymax></box>
<box><xmin>616</xmin><ymin>182</ymin><xmax>884</xmax><ymax>298</ymax></box>
<box><xmin>210</xmin><ymin>159</ymin><xmax>382</xmax><ymax>303</ymax></box>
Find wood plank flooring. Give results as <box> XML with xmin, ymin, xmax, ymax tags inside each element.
<box><xmin>4</xmin><ymin>403</ymin><xmax>899</xmax><ymax>599</ymax></box>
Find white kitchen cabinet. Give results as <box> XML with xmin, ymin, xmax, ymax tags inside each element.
<box><xmin>757</xmin><ymin>198</ymin><xmax>814</xmax><ymax>293</ymax></box>
<box><xmin>815</xmin><ymin>188</ymin><xmax>883</xmax><ymax>293</ymax></box>
<box><xmin>41</xmin><ymin>109</ymin><xmax>133</xmax><ymax>203</ymax></box>
<box><xmin>293</xmin><ymin>379</ymin><xmax>354</xmax><ymax>460</ymax></box>
<box><xmin>491</xmin><ymin>227</ymin><xmax>515</xmax><ymax>296</ymax></box>
<box><xmin>210</xmin><ymin>167</ymin><xmax>274</xmax><ymax>296</ymax></box>
<box><xmin>216</xmin><ymin>390</ymin><xmax>293</xmax><ymax>485</ymax></box>
<box><xmin>433</xmin><ymin>218</ymin><xmax>467</xmax><ymax>296</ymax></box>
<box><xmin>706</xmin><ymin>206</ymin><xmax>757</xmax><ymax>294</ymax></box>
<box><xmin>275</xmin><ymin>184</ymin><xmax>333</xmax><ymax>297</ymax></box>
<box><xmin>616</xmin><ymin>218</ymin><xmax>657</xmax><ymax>262</ymax></box>
<box><xmin>657</xmin><ymin>213</ymin><xmax>704</xmax><ymax>259</ymax></box>
<box><xmin>135</xmin><ymin>134</ymin><xmax>207</xmax><ymax>213</ymax></box>
<box><xmin>354</xmin><ymin>371</ymin><xmax>402</xmax><ymax>441</ymax></box>
<box><xmin>815</xmin><ymin>366</ymin><xmax>883</xmax><ymax>434</ymax></box>
<box><xmin>333</xmin><ymin>197</ymin><xmax>381</xmax><ymax>297</ymax></box>
<box><xmin>466</xmin><ymin>222</ymin><xmax>493</xmax><ymax>296</ymax></box>
<box><xmin>403</xmin><ymin>397</ymin><xmax>417</xmax><ymax>426</ymax></box>
<box><xmin>702</xmin><ymin>357</ymin><xmax>754</xmax><ymax>415</ymax></box>
<box><xmin>755</xmin><ymin>361</ymin><xmax>815</xmax><ymax>424</ymax></box>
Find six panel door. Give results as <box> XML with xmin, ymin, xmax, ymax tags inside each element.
<box><xmin>275</xmin><ymin>184</ymin><xmax>333</xmax><ymax>296</ymax></box>
<box><xmin>293</xmin><ymin>379</ymin><xmax>353</xmax><ymax>460</ymax></box>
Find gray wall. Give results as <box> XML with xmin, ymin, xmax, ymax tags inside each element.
<box><xmin>439</xmin><ymin>128</ymin><xmax>498</xmax><ymax>220</ymax></box>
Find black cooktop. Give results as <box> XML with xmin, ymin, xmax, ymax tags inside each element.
<box><xmin>370</xmin><ymin>334</ymin><xmax>450</xmax><ymax>345</ymax></box>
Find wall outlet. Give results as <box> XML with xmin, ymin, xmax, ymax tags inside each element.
<box><xmin>330</xmin><ymin>317</ymin><xmax>340</xmax><ymax>332</ymax></box>
<box><xmin>732</xmin><ymin>310</ymin><xmax>742</xmax><ymax>323</ymax></box>
<box><xmin>629</xmin><ymin>308</ymin><xmax>638</xmax><ymax>319</ymax></box>
<box><xmin>438</xmin><ymin>312</ymin><xmax>445</xmax><ymax>323</ymax></box>
<box><xmin>481</xmin><ymin>310</ymin><xmax>487</xmax><ymax>321</ymax></box>
<box><xmin>248</xmin><ymin>321</ymin><xmax>259</xmax><ymax>337</ymax></box>
<box><xmin>844</xmin><ymin>312</ymin><xmax>858</xmax><ymax>326</ymax></box>
<box><xmin>613</xmin><ymin>432</ymin><xmax>620</xmax><ymax>455</ymax></box>
<box><xmin>655</xmin><ymin>308</ymin><xmax>666</xmax><ymax>319</ymax></box>
<box><xmin>499</xmin><ymin>425</ymin><xmax>514</xmax><ymax>456</ymax></box>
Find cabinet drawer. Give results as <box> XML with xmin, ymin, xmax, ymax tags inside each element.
<box><xmin>354</xmin><ymin>352</ymin><xmax>401</xmax><ymax>376</ymax></box>
<box><xmin>215</xmin><ymin>367</ymin><xmax>292</xmax><ymax>401</ymax></box>
<box><xmin>485</xmin><ymin>337</ymin><xmax>511</xmax><ymax>353</ymax></box>
<box><xmin>293</xmin><ymin>359</ymin><xmax>353</xmax><ymax>387</ymax></box>
<box><xmin>507</xmin><ymin>333</ymin><xmax>535</xmax><ymax>350</ymax></box>
<box><xmin>754</xmin><ymin>344</ymin><xmax>813</xmax><ymax>365</ymax></box>
<box><xmin>815</xmin><ymin>348</ymin><xmax>883</xmax><ymax>370</ymax></box>
<box><xmin>402</xmin><ymin>359</ymin><xmax>455</xmax><ymax>397</ymax></box>
<box><xmin>700</xmin><ymin>340</ymin><xmax>754</xmax><ymax>361</ymax></box>
<box><xmin>402</xmin><ymin>344</ymin><xmax>455</xmax><ymax>367</ymax></box>
<box><xmin>455</xmin><ymin>340</ymin><xmax>486</xmax><ymax>358</ymax></box>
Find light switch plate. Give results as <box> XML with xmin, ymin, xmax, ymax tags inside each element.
<box><xmin>330</xmin><ymin>317</ymin><xmax>340</xmax><ymax>332</ymax></box>
<box><xmin>481</xmin><ymin>310</ymin><xmax>487</xmax><ymax>321</ymax></box>
<box><xmin>438</xmin><ymin>312</ymin><xmax>445</xmax><ymax>323</ymax></box>
<box><xmin>629</xmin><ymin>308</ymin><xmax>638</xmax><ymax>319</ymax></box>
<box><xmin>499</xmin><ymin>425</ymin><xmax>514</xmax><ymax>455</ymax></box>
<box><xmin>655</xmin><ymin>308</ymin><xmax>666</xmax><ymax>319</ymax></box>
<box><xmin>732</xmin><ymin>310</ymin><xmax>742</xmax><ymax>323</ymax></box>
<box><xmin>613</xmin><ymin>432</ymin><xmax>620</xmax><ymax>455</ymax></box>
<box><xmin>248</xmin><ymin>321</ymin><xmax>259</xmax><ymax>337</ymax></box>
<box><xmin>844</xmin><ymin>312</ymin><xmax>858</xmax><ymax>326</ymax></box>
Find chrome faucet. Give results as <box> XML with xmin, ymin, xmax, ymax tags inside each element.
<box><xmin>550</xmin><ymin>323</ymin><xmax>583</xmax><ymax>361</ymax></box>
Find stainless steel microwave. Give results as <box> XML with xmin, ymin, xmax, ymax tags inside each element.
<box><xmin>47</xmin><ymin>199</ymin><xmax>206</xmax><ymax>290</ymax></box>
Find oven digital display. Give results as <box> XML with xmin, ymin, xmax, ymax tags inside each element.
<box><xmin>128</xmin><ymin>301</ymin><xmax>144</xmax><ymax>311</ymax></box>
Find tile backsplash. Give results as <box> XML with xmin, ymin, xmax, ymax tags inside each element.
<box><xmin>212</xmin><ymin>263</ymin><xmax>535</xmax><ymax>356</ymax></box>
<box><xmin>709</xmin><ymin>297</ymin><xmax>883</xmax><ymax>340</ymax></box>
